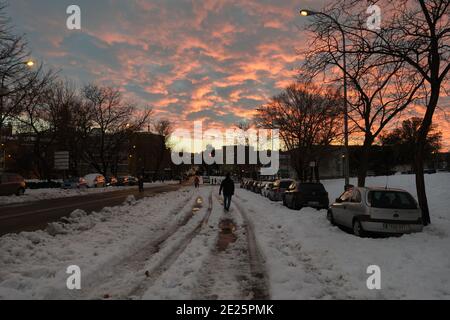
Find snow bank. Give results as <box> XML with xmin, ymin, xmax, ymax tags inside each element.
<box><xmin>236</xmin><ymin>173</ymin><xmax>450</xmax><ymax>299</ymax></box>
<box><xmin>0</xmin><ymin>181</ymin><xmax>179</xmax><ymax>206</ymax></box>
<box><xmin>0</xmin><ymin>187</ymin><xmax>195</xmax><ymax>299</ymax></box>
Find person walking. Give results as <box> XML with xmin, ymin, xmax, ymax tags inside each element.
<box><xmin>194</xmin><ymin>176</ymin><xmax>200</xmax><ymax>188</ymax></box>
<box><xmin>219</xmin><ymin>173</ymin><xmax>235</xmax><ymax>211</ymax></box>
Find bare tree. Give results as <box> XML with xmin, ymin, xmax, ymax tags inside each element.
<box><xmin>13</xmin><ymin>70</ymin><xmax>58</xmax><ymax>179</ymax></box>
<box><xmin>255</xmin><ymin>83</ymin><xmax>343</xmax><ymax>181</ymax></box>
<box><xmin>302</xmin><ymin>9</ymin><xmax>425</xmax><ymax>187</ymax></box>
<box><xmin>152</xmin><ymin>119</ymin><xmax>173</xmax><ymax>180</ymax></box>
<box><xmin>0</xmin><ymin>1</ymin><xmax>39</xmax><ymax>137</ymax></box>
<box><xmin>325</xmin><ymin>0</ymin><xmax>449</xmax><ymax>224</ymax></box>
<box><xmin>81</xmin><ymin>84</ymin><xmax>152</xmax><ymax>176</ymax></box>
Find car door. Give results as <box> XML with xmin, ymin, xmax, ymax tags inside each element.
<box><xmin>343</xmin><ymin>189</ymin><xmax>365</xmax><ymax>226</ymax></box>
<box><xmin>333</xmin><ymin>190</ymin><xmax>353</xmax><ymax>226</ymax></box>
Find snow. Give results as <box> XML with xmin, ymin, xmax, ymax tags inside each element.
<box><xmin>0</xmin><ymin>187</ymin><xmax>196</xmax><ymax>299</ymax></box>
<box><xmin>0</xmin><ymin>173</ymin><xmax>449</xmax><ymax>300</ymax></box>
<box><xmin>0</xmin><ymin>181</ymin><xmax>179</xmax><ymax>206</ymax></box>
<box><xmin>235</xmin><ymin>173</ymin><xmax>450</xmax><ymax>299</ymax></box>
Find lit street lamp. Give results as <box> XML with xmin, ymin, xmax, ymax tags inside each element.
<box><xmin>300</xmin><ymin>9</ymin><xmax>350</xmax><ymax>189</ymax></box>
<box><xmin>0</xmin><ymin>59</ymin><xmax>36</xmax><ymax>96</ymax></box>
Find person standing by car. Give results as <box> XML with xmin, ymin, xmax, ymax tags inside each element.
<box><xmin>138</xmin><ymin>175</ymin><xmax>144</xmax><ymax>193</ymax></box>
<box><xmin>219</xmin><ymin>173</ymin><xmax>235</xmax><ymax>211</ymax></box>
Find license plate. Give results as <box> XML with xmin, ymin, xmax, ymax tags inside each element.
<box><xmin>383</xmin><ymin>223</ymin><xmax>411</xmax><ymax>232</ymax></box>
<box><xmin>308</xmin><ymin>201</ymin><xmax>320</xmax><ymax>206</ymax></box>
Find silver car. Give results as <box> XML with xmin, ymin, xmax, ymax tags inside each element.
<box><xmin>328</xmin><ymin>187</ymin><xmax>423</xmax><ymax>237</ymax></box>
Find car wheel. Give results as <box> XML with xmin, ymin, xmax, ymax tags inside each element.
<box><xmin>327</xmin><ymin>210</ymin><xmax>336</xmax><ymax>226</ymax></box>
<box><xmin>353</xmin><ymin>220</ymin><xmax>366</xmax><ymax>237</ymax></box>
<box><xmin>282</xmin><ymin>197</ymin><xmax>287</xmax><ymax>207</ymax></box>
<box><xmin>16</xmin><ymin>188</ymin><xmax>25</xmax><ymax>196</ymax></box>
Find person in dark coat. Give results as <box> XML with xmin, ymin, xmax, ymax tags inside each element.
<box><xmin>194</xmin><ymin>176</ymin><xmax>200</xmax><ymax>188</ymax></box>
<box><xmin>138</xmin><ymin>175</ymin><xmax>144</xmax><ymax>193</ymax></box>
<box><xmin>219</xmin><ymin>173</ymin><xmax>235</xmax><ymax>211</ymax></box>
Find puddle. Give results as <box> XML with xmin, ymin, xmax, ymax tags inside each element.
<box><xmin>217</xmin><ymin>219</ymin><xmax>237</xmax><ymax>251</ymax></box>
<box><xmin>192</xmin><ymin>197</ymin><xmax>203</xmax><ymax>213</ymax></box>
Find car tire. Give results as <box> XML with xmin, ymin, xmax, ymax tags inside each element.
<box><xmin>327</xmin><ymin>210</ymin><xmax>336</xmax><ymax>226</ymax></box>
<box><xmin>353</xmin><ymin>220</ymin><xmax>366</xmax><ymax>237</ymax></box>
<box><xmin>16</xmin><ymin>188</ymin><xmax>25</xmax><ymax>196</ymax></box>
<box><xmin>283</xmin><ymin>197</ymin><xmax>287</xmax><ymax>207</ymax></box>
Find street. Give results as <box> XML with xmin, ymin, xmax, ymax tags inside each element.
<box><xmin>0</xmin><ymin>184</ymin><xmax>181</xmax><ymax>236</ymax></box>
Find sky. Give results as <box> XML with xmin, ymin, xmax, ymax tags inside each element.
<box><xmin>6</xmin><ymin>0</ymin><xmax>449</xmax><ymax>151</ymax></box>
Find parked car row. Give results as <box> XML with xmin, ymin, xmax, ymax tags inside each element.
<box><xmin>63</xmin><ymin>174</ymin><xmax>138</xmax><ymax>189</ymax></box>
<box><xmin>241</xmin><ymin>178</ymin><xmax>329</xmax><ymax>210</ymax></box>
<box><xmin>241</xmin><ymin>178</ymin><xmax>423</xmax><ymax>237</ymax></box>
<box><xmin>0</xmin><ymin>172</ymin><xmax>141</xmax><ymax>196</ymax></box>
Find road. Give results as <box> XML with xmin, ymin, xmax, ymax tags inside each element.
<box><xmin>0</xmin><ymin>184</ymin><xmax>182</xmax><ymax>236</ymax></box>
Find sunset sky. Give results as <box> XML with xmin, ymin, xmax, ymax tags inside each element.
<box><xmin>6</xmin><ymin>0</ymin><xmax>449</xmax><ymax>151</ymax></box>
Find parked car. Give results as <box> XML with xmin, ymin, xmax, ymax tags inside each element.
<box><xmin>84</xmin><ymin>174</ymin><xmax>106</xmax><ymax>188</ymax></box>
<box><xmin>267</xmin><ymin>179</ymin><xmax>294</xmax><ymax>201</ymax></box>
<box><xmin>256</xmin><ymin>181</ymin><xmax>270</xmax><ymax>194</ymax></box>
<box><xmin>244</xmin><ymin>180</ymin><xmax>253</xmax><ymax>190</ymax></box>
<box><xmin>249</xmin><ymin>181</ymin><xmax>258</xmax><ymax>192</ymax></box>
<box><xmin>106</xmin><ymin>176</ymin><xmax>118</xmax><ymax>187</ymax></box>
<box><xmin>283</xmin><ymin>182</ymin><xmax>329</xmax><ymax>210</ymax></box>
<box><xmin>0</xmin><ymin>173</ymin><xmax>26</xmax><ymax>196</ymax></box>
<box><xmin>327</xmin><ymin>187</ymin><xmax>423</xmax><ymax>237</ymax></box>
<box><xmin>261</xmin><ymin>182</ymin><xmax>274</xmax><ymax>197</ymax></box>
<box><xmin>62</xmin><ymin>177</ymin><xmax>88</xmax><ymax>189</ymax></box>
<box><xmin>118</xmin><ymin>175</ymin><xmax>138</xmax><ymax>186</ymax></box>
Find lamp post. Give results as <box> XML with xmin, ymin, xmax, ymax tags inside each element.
<box><xmin>300</xmin><ymin>9</ymin><xmax>350</xmax><ymax>189</ymax></box>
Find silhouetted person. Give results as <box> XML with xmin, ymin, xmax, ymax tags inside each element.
<box><xmin>219</xmin><ymin>173</ymin><xmax>235</xmax><ymax>211</ymax></box>
<box><xmin>194</xmin><ymin>176</ymin><xmax>200</xmax><ymax>188</ymax></box>
<box><xmin>138</xmin><ymin>175</ymin><xmax>144</xmax><ymax>193</ymax></box>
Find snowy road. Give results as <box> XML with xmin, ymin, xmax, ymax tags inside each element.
<box><xmin>0</xmin><ymin>185</ymin><xmax>270</xmax><ymax>300</ymax></box>
<box><xmin>0</xmin><ymin>184</ymin><xmax>181</xmax><ymax>236</ymax></box>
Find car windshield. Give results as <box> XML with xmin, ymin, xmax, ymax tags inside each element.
<box><xmin>368</xmin><ymin>191</ymin><xmax>418</xmax><ymax>210</ymax></box>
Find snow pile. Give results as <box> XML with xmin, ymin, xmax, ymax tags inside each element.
<box><xmin>0</xmin><ymin>181</ymin><xmax>179</xmax><ymax>206</ymax></box>
<box><xmin>0</xmin><ymin>188</ymin><xmax>195</xmax><ymax>300</ymax></box>
<box><xmin>236</xmin><ymin>173</ymin><xmax>450</xmax><ymax>299</ymax></box>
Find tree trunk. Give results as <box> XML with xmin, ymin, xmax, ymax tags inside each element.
<box><xmin>357</xmin><ymin>136</ymin><xmax>373</xmax><ymax>187</ymax></box>
<box><xmin>414</xmin><ymin>88</ymin><xmax>439</xmax><ymax>226</ymax></box>
<box><xmin>414</xmin><ymin>147</ymin><xmax>430</xmax><ymax>225</ymax></box>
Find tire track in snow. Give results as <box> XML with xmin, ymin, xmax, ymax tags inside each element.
<box><xmin>235</xmin><ymin>193</ymin><xmax>350</xmax><ymax>300</ymax></box>
<box><xmin>127</xmin><ymin>189</ymin><xmax>214</xmax><ymax>299</ymax></box>
<box><xmin>192</xmin><ymin>194</ymin><xmax>270</xmax><ymax>300</ymax></box>
<box><xmin>50</xmin><ymin>189</ymin><xmax>204</xmax><ymax>300</ymax></box>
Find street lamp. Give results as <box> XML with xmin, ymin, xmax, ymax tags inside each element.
<box><xmin>300</xmin><ymin>9</ymin><xmax>350</xmax><ymax>189</ymax></box>
<box><xmin>0</xmin><ymin>59</ymin><xmax>36</xmax><ymax>96</ymax></box>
